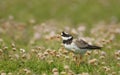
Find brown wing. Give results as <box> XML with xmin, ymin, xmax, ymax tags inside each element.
<box><xmin>75</xmin><ymin>39</ymin><xmax>101</xmax><ymax>49</ymax></box>
<box><xmin>75</xmin><ymin>39</ymin><xmax>90</xmax><ymax>49</ymax></box>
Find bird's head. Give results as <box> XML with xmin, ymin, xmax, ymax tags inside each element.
<box><xmin>61</xmin><ymin>31</ymin><xmax>73</xmax><ymax>40</ymax></box>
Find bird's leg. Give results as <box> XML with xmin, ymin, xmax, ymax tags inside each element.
<box><xmin>73</xmin><ymin>55</ymin><xmax>78</xmax><ymax>65</ymax></box>
<box><xmin>76</xmin><ymin>55</ymin><xmax>80</xmax><ymax>66</ymax></box>
<box><xmin>75</xmin><ymin>56</ymin><xmax>78</xmax><ymax>62</ymax></box>
<box><xmin>77</xmin><ymin>54</ymin><xmax>82</xmax><ymax>65</ymax></box>
<box><xmin>75</xmin><ymin>55</ymin><xmax>79</xmax><ymax>66</ymax></box>
<box><xmin>80</xmin><ymin>54</ymin><xmax>83</xmax><ymax>62</ymax></box>
<box><xmin>74</xmin><ymin>55</ymin><xmax>82</xmax><ymax>66</ymax></box>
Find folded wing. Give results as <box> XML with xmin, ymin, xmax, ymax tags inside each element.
<box><xmin>75</xmin><ymin>39</ymin><xmax>101</xmax><ymax>49</ymax></box>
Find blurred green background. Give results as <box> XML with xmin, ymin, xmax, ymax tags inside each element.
<box><xmin>0</xmin><ymin>0</ymin><xmax>120</xmax><ymax>25</ymax></box>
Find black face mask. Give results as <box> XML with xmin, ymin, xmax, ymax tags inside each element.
<box><xmin>61</xmin><ymin>32</ymin><xmax>71</xmax><ymax>37</ymax></box>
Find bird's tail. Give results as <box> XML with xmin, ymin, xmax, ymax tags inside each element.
<box><xmin>88</xmin><ymin>45</ymin><xmax>102</xmax><ymax>50</ymax></box>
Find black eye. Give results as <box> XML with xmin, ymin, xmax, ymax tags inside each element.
<box><xmin>62</xmin><ymin>32</ymin><xmax>66</xmax><ymax>35</ymax></box>
<box><xmin>61</xmin><ymin>32</ymin><xmax>64</xmax><ymax>36</ymax></box>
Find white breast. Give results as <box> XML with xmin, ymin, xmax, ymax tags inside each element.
<box><xmin>64</xmin><ymin>42</ymin><xmax>87</xmax><ymax>54</ymax></box>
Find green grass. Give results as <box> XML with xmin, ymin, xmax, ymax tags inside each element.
<box><xmin>0</xmin><ymin>23</ymin><xmax>120</xmax><ymax>74</ymax></box>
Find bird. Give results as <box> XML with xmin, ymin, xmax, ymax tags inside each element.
<box><xmin>60</xmin><ymin>31</ymin><xmax>101</xmax><ymax>65</ymax></box>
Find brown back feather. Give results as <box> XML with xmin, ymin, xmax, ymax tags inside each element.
<box><xmin>75</xmin><ymin>39</ymin><xmax>90</xmax><ymax>49</ymax></box>
<box><xmin>75</xmin><ymin>39</ymin><xmax>101</xmax><ymax>49</ymax></box>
